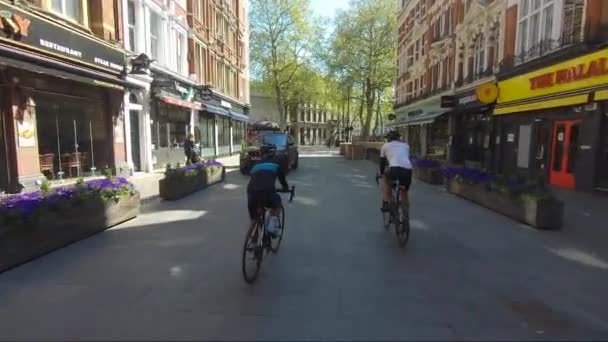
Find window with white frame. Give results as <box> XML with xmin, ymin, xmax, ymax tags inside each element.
<box><xmin>175</xmin><ymin>31</ymin><xmax>184</xmax><ymax>74</ymax></box>
<box><xmin>127</xmin><ymin>0</ymin><xmax>137</xmax><ymax>51</ymax></box>
<box><xmin>194</xmin><ymin>43</ymin><xmax>207</xmax><ymax>83</ymax></box>
<box><xmin>149</xmin><ymin>10</ymin><xmax>162</xmax><ymax>61</ymax></box>
<box><xmin>517</xmin><ymin>0</ymin><xmax>559</xmax><ymax>59</ymax></box>
<box><xmin>473</xmin><ymin>34</ymin><xmax>486</xmax><ymax>77</ymax></box>
<box><xmin>51</xmin><ymin>0</ymin><xmax>82</xmax><ymax>23</ymax></box>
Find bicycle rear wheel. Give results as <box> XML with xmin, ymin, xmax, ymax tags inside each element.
<box><xmin>394</xmin><ymin>201</ymin><xmax>410</xmax><ymax>247</ymax></box>
<box><xmin>270</xmin><ymin>206</ymin><xmax>285</xmax><ymax>254</ymax></box>
<box><xmin>242</xmin><ymin>221</ymin><xmax>264</xmax><ymax>284</ymax></box>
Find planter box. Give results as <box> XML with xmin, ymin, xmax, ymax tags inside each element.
<box><xmin>413</xmin><ymin>167</ymin><xmax>444</xmax><ymax>185</ymax></box>
<box><xmin>365</xmin><ymin>147</ymin><xmax>381</xmax><ymax>163</ymax></box>
<box><xmin>0</xmin><ymin>193</ymin><xmax>140</xmax><ymax>273</ymax></box>
<box><xmin>446</xmin><ymin>179</ymin><xmax>563</xmax><ymax>229</ymax></box>
<box><xmin>159</xmin><ymin>166</ymin><xmax>225</xmax><ymax>201</ymax></box>
<box><xmin>352</xmin><ymin>144</ymin><xmax>366</xmax><ymax>160</ymax></box>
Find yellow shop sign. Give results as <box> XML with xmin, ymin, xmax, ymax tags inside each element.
<box><xmin>495</xmin><ymin>48</ymin><xmax>608</xmax><ymax>115</ymax></box>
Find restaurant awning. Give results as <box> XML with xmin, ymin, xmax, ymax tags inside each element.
<box><xmin>230</xmin><ymin>111</ymin><xmax>250</xmax><ymax>122</ymax></box>
<box><xmin>405</xmin><ymin>111</ymin><xmax>450</xmax><ymax>125</ymax></box>
<box><xmin>0</xmin><ymin>45</ymin><xmax>131</xmax><ymax>90</ymax></box>
<box><xmin>203</xmin><ymin>103</ymin><xmax>230</xmax><ymax>117</ymax></box>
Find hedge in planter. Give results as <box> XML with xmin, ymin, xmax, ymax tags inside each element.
<box><xmin>159</xmin><ymin>160</ymin><xmax>225</xmax><ymax>201</ymax></box>
<box><xmin>443</xmin><ymin>166</ymin><xmax>563</xmax><ymax>230</ymax></box>
<box><xmin>412</xmin><ymin>158</ymin><xmax>444</xmax><ymax>185</ymax></box>
<box><xmin>0</xmin><ymin>177</ymin><xmax>140</xmax><ymax>273</ymax></box>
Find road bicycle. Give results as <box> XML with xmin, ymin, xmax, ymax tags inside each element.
<box><xmin>376</xmin><ymin>173</ymin><xmax>410</xmax><ymax>247</ymax></box>
<box><xmin>241</xmin><ymin>186</ymin><xmax>296</xmax><ymax>284</ymax></box>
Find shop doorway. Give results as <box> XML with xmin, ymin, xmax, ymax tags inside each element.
<box><xmin>550</xmin><ymin>120</ymin><xmax>581</xmax><ymax>189</ymax></box>
<box><xmin>129</xmin><ymin>110</ymin><xmax>141</xmax><ymax>172</ymax></box>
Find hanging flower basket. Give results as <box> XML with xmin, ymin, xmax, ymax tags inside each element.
<box><xmin>0</xmin><ymin>178</ymin><xmax>140</xmax><ymax>273</ymax></box>
<box><xmin>159</xmin><ymin>160</ymin><xmax>225</xmax><ymax>201</ymax></box>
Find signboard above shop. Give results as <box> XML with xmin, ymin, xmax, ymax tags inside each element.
<box><xmin>0</xmin><ymin>3</ymin><xmax>124</xmax><ymax>74</ymax></box>
<box><xmin>495</xmin><ymin>48</ymin><xmax>608</xmax><ymax>115</ymax></box>
<box><xmin>443</xmin><ymin>83</ymin><xmax>498</xmax><ymax>112</ymax></box>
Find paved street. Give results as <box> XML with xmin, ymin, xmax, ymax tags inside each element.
<box><xmin>1</xmin><ymin>149</ymin><xmax>608</xmax><ymax>340</ymax></box>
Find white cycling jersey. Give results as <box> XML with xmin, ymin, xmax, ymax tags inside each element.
<box><xmin>380</xmin><ymin>141</ymin><xmax>412</xmax><ymax>169</ymax></box>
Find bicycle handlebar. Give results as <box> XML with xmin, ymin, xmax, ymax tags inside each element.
<box><xmin>277</xmin><ymin>186</ymin><xmax>296</xmax><ymax>203</ymax></box>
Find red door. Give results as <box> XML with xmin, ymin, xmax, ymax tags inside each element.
<box><xmin>549</xmin><ymin>120</ymin><xmax>581</xmax><ymax>189</ymax></box>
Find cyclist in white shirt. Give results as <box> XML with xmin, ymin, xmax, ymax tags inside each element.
<box><xmin>379</xmin><ymin>129</ymin><xmax>413</xmax><ymax>213</ymax></box>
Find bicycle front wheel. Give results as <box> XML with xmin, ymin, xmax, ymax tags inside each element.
<box><xmin>242</xmin><ymin>222</ymin><xmax>264</xmax><ymax>284</ymax></box>
<box><xmin>394</xmin><ymin>203</ymin><xmax>410</xmax><ymax>247</ymax></box>
<box><xmin>270</xmin><ymin>206</ymin><xmax>285</xmax><ymax>254</ymax></box>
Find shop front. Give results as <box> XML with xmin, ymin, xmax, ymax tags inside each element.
<box><xmin>150</xmin><ymin>72</ymin><xmax>200</xmax><ymax>167</ymax></box>
<box><xmin>441</xmin><ymin>83</ymin><xmax>498</xmax><ymax>169</ymax></box>
<box><xmin>495</xmin><ymin>48</ymin><xmax>608</xmax><ymax>192</ymax></box>
<box><xmin>197</xmin><ymin>88</ymin><xmax>249</xmax><ymax>159</ymax></box>
<box><xmin>393</xmin><ymin>97</ymin><xmax>450</xmax><ymax>161</ymax></box>
<box><xmin>0</xmin><ymin>2</ymin><xmax>128</xmax><ymax>193</ymax></box>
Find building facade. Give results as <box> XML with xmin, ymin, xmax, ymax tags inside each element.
<box><xmin>289</xmin><ymin>102</ymin><xmax>339</xmax><ymax>146</ymax></box>
<box><xmin>249</xmin><ymin>91</ymin><xmax>282</xmax><ymax>124</ymax></box>
<box><xmin>121</xmin><ymin>0</ymin><xmax>250</xmax><ymax>172</ymax></box>
<box><xmin>494</xmin><ymin>0</ymin><xmax>608</xmax><ymax>192</ymax></box>
<box><xmin>393</xmin><ymin>0</ymin><xmax>608</xmax><ymax>194</ymax></box>
<box><xmin>393</xmin><ymin>0</ymin><xmax>458</xmax><ymax>160</ymax></box>
<box><xmin>0</xmin><ymin>0</ymin><xmax>129</xmax><ymax>193</ymax></box>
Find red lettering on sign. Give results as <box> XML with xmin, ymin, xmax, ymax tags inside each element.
<box><xmin>529</xmin><ymin>57</ymin><xmax>608</xmax><ymax>90</ymax></box>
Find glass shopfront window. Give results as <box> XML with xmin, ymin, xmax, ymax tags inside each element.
<box><xmin>197</xmin><ymin>112</ymin><xmax>215</xmax><ymax>148</ymax></box>
<box><xmin>34</xmin><ymin>93</ymin><xmax>110</xmax><ymax>179</ymax></box>
<box><xmin>154</xmin><ymin>102</ymin><xmax>189</xmax><ymax>149</ymax></box>
<box><xmin>151</xmin><ymin>100</ymin><xmax>190</xmax><ymax>166</ymax></box>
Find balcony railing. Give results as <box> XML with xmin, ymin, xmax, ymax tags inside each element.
<box><xmin>454</xmin><ymin>68</ymin><xmax>494</xmax><ymax>87</ymax></box>
<box><xmin>499</xmin><ymin>29</ymin><xmax>584</xmax><ymax>74</ymax></box>
<box><xmin>394</xmin><ymin>85</ymin><xmax>452</xmax><ymax>108</ymax></box>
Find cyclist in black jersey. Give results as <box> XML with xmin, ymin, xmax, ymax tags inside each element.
<box><xmin>246</xmin><ymin>144</ymin><xmax>289</xmax><ymax>236</ymax></box>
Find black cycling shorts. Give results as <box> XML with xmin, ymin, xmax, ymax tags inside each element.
<box><xmin>384</xmin><ymin>167</ymin><xmax>413</xmax><ymax>190</ymax></box>
<box><xmin>247</xmin><ymin>190</ymin><xmax>282</xmax><ymax>220</ymax></box>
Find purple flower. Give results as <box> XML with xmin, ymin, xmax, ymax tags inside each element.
<box><xmin>0</xmin><ymin>177</ymin><xmax>135</xmax><ymax>219</ymax></box>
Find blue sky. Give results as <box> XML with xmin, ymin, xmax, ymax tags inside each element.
<box><xmin>310</xmin><ymin>0</ymin><xmax>350</xmax><ymax>18</ymax></box>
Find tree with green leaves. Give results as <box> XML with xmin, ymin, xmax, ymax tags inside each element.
<box><xmin>328</xmin><ymin>0</ymin><xmax>397</xmax><ymax>139</ymax></box>
<box><xmin>249</xmin><ymin>0</ymin><xmax>323</xmax><ymax>128</ymax></box>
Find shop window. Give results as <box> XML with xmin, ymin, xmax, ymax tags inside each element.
<box><xmin>567</xmin><ymin>122</ymin><xmax>580</xmax><ymax>173</ymax></box>
<box><xmin>34</xmin><ymin>94</ymin><xmax>109</xmax><ymax>179</ymax></box>
<box><xmin>198</xmin><ymin>113</ymin><xmax>215</xmax><ymax>148</ymax></box>
<box><xmin>156</xmin><ymin>103</ymin><xmax>189</xmax><ymax>148</ymax></box>
<box><xmin>553</xmin><ymin>123</ymin><xmax>565</xmax><ymax>172</ymax></box>
<box><xmin>517</xmin><ymin>125</ymin><xmax>532</xmax><ymax>168</ymax></box>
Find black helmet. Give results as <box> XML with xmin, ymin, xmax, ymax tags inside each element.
<box><xmin>386</xmin><ymin>129</ymin><xmax>400</xmax><ymax>141</ymax></box>
<box><xmin>259</xmin><ymin>144</ymin><xmax>277</xmax><ymax>159</ymax></box>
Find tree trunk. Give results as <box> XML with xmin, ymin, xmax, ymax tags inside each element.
<box><xmin>375</xmin><ymin>89</ymin><xmax>382</xmax><ymax>136</ymax></box>
<box><xmin>362</xmin><ymin>80</ymin><xmax>375</xmax><ymax>140</ymax></box>
<box><xmin>273</xmin><ymin>83</ymin><xmax>286</xmax><ymax>129</ymax></box>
